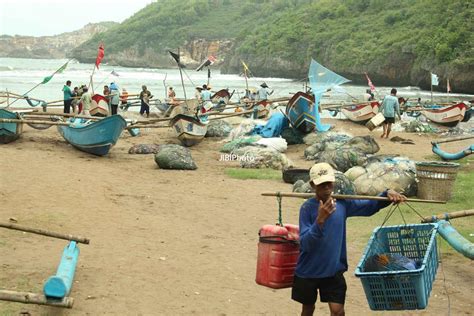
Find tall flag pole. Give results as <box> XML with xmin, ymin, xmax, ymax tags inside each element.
<box><xmin>169</xmin><ymin>49</ymin><xmax>187</xmax><ymax>102</ymax></box>
<box><xmin>89</xmin><ymin>43</ymin><xmax>105</xmax><ymax>93</ymax></box>
<box><xmin>241</xmin><ymin>60</ymin><xmax>251</xmax><ymax>97</ymax></box>
<box><xmin>430</xmin><ymin>72</ymin><xmax>439</xmax><ymax>103</ymax></box>
<box><xmin>364</xmin><ymin>72</ymin><xmax>379</xmax><ymax>99</ymax></box>
<box><xmin>9</xmin><ymin>59</ymin><xmax>70</xmax><ymax>107</ymax></box>
<box><xmin>447</xmin><ymin>78</ymin><xmax>451</xmax><ymax>103</ymax></box>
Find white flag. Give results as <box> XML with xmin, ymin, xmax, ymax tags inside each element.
<box><xmin>431</xmin><ymin>73</ymin><xmax>439</xmax><ymax>86</ymax></box>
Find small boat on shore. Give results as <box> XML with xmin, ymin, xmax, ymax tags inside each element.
<box><xmin>211</xmin><ymin>89</ymin><xmax>234</xmax><ymax>105</ymax></box>
<box><xmin>340</xmin><ymin>101</ymin><xmax>380</xmax><ymax>124</ymax></box>
<box><xmin>286</xmin><ymin>91</ymin><xmax>316</xmax><ymax>133</ymax></box>
<box><xmin>57</xmin><ymin>115</ymin><xmax>126</xmax><ymax>156</ymax></box>
<box><xmin>421</xmin><ymin>102</ymin><xmax>468</xmax><ymax>127</ymax></box>
<box><xmin>89</xmin><ymin>94</ymin><xmax>109</xmax><ymax>117</ymax></box>
<box><xmin>0</xmin><ymin>109</ymin><xmax>22</xmax><ymax>144</ymax></box>
<box><xmin>169</xmin><ymin>114</ymin><xmax>207</xmax><ymax>147</ymax></box>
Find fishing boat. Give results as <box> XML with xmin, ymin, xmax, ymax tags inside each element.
<box><xmin>0</xmin><ymin>109</ymin><xmax>22</xmax><ymax>144</ymax></box>
<box><xmin>286</xmin><ymin>91</ymin><xmax>316</xmax><ymax>133</ymax></box>
<box><xmin>89</xmin><ymin>94</ymin><xmax>109</xmax><ymax>117</ymax></box>
<box><xmin>421</xmin><ymin>102</ymin><xmax>468</xmax><ymax>127</ymax></box>
<box><xmin>340</xmin><ymin>101</ymin><xmax>380</xmax><ymax>124</ymax></box>
<box><xmin>245</xmin><ymin>100</ymin><xmax>270</xmax><ymax>119</ymax></box>
<box><xmin>57</xmin><ymin>115</ymin><xmax>127</xmax><ymax>156</ymax></box>
<box><xmin>169</xmin><ymin>114</ymin><xmax>207</xmax><ymax>147</ymax></box>
<box><xmin>211</xmin><ymin>89</ymin><xmax>234</xmax><ymax>105</ymax></box>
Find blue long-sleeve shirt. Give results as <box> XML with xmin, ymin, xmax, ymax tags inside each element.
<box><xmin>295</xmin><ymin>191</ymin><xmax>390</xmax><ymax>278</ymax></box>
<box><xmin>380</xmin><ymin>95</ymin><xmax>400</xmax><ymax>118</ymax></box>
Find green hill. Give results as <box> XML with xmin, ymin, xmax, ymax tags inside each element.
<box><xmin>71</xmin><ymin>0</ymin><xmax>474</xmax><ymax>93</ymax></box>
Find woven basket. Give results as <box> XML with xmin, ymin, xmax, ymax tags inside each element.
<box><xmin>282</xmin><ymin>168</ymin><xmax>310</xmax><ymax>184</ymax></box>
<box><xmin>415</xmin><ymin>161</ymin><xmax>460</xmax><ymax>201</ymax></box>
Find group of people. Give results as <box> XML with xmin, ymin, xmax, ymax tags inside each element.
<box><xmin>102</xmin><ymin>83</ymin><xmax>123</xmax><ymax>115</ymax></box>
<box><xmin>62</xmin><ymin>81</ymin><xmax>92</xmax><ymax>116</ymax></box>
<box><xmin>62</xmin><ymin>80</ymin><xmax>128</xmax><ymax>117</ymax></box>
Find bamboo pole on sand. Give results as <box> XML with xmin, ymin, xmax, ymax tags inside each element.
<box><xmin>431</xmin><ymin>135</ymin><xmax>474</xmax><ymax>145</ymax></box>
<box><xmin>0</xmin><ymin>290</ymin><xmax>74</xmax><ymax>308</ymax></box>
<box><xmin>23</xmin><ymin>112</ymin><xmax>103</xmax><ymax>121</ymax></box>
<box><xmin>0</xmin><ymin>222</ymin><xmax>90</xmax><ymax>244</ymax></box>
<box><xmin>261</xmin><ymin>192</ymin><xmax>446</xmax><ymax>204</ymax></box>
<box><xmin>421</xmin><ymin>209</ymin><xmax>474</xmax><ymax>223</ymax></box>
<box><xmin>208</xmin><ymin>110</ymin><xmax>254</xmax><ymax>121</ymax></box>
<box><xmin>0</xmin><ymin>118</ymin><xmax>70</xmax><ymax>126</ymax></box>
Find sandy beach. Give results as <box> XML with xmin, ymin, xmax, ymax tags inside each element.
<box><xmin>0</xmin><ymin>115</ymin><xmax>473</xmax><ymax>315</ymax></box>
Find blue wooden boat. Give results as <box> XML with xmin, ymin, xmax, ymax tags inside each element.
<box><xmin>432</xmin><ymin>143</ymin><xmax>474</xmax><ymax>160</ymax></box>
<box><xmin>285</xmin><ymin>91</ymin><xmax>316</xmax><ymax>133</ymax></box>
<box><xmin>0</xmin><ymin>109</ymin><xmax>22</xmax><ymax>144</ymax></box>
<box><xmin>57</xmin><ymin>115</ymin><xmax>127</xmax><ymax>156</ymax></box>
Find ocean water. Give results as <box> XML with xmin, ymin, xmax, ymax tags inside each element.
<box><xmin>1</xmin><ymin>57</ymin><xmax>472</xmax><ymax>109</ymax></box>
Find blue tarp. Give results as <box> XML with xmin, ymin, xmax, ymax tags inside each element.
<box><xmin>253</xmin><ymin>112</ymin><xmax>289</xmax><ymax>138</ymax></box>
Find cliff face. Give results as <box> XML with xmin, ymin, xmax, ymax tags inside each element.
<box><xmin>0</xmin><ymin>23</ymin><xmax>117</xmax><ymax>59</ymax></box>
<box><xmin>72</xmin><ymin>38</ymin><xmax>235</xmax><ymax>69</ymax></box>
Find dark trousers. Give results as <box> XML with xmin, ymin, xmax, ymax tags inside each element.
<box><xmin>64</xmin><ymin>99</ymin><xmax>72</xmax><ymax>113</ymax></box>
<box><xmin>111</xmin><ymin>104</ymin><xmax>118</xmax><ymax>115</ymax></box>
<box><xmin>140</xmin><ymin>101</ymin><xmax>150</xmax><ymax>116</ymax></box>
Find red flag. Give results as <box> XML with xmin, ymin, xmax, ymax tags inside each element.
<box><xmin>447</xmin><ymin>79</ymin><xmax>451</xmax><ymax>93</ymax></box>
<box><xmin>95</xmin><ymin>43</ymin><xmax>105</xmax><ymax>69</ymax></box>
<box><xmin>365</xmin><ymin>72</ymin><xmax>376</xmax><ymax>92</ymax></box>
<box><xmin>196</xmin><ymin>55</ymin><xmax>217</xmax><ymax>71</ymax></box>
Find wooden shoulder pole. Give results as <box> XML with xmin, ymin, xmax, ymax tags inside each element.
<box><xmin>0</xmin><ymin>290</ymin><xmax>74</xmax><ymax>308</ymax></box>
<box><xmin>261</xmin><ymin>192</ymin><xmax>446</xmax><ymax>204</ymax></box>
<box><xmin>0</xmin><ymin>222</ymin><xmax>90</xmax><ymax>244</ymax></box>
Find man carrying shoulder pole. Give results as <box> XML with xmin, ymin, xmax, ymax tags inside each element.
<box><xmin>291</xmin><ymin>162</ymin><xmax>406</xmax><ymax>316</ymax></box>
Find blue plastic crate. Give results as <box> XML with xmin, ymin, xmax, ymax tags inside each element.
<box><xmin>355</xmin><ymin>223</ymin><xmax>438</xmax><ymax>310</ymax></box>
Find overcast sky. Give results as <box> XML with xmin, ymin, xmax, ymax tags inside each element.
<box><xmin>0</xmin><ymin>0</ymin><xmax>154</xmax><ymax>36</ymax></box>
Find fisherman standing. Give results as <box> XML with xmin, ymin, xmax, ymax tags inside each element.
<box><xmin>62</xmin><ymin>80</ymin><xmax>74</xmax><ymax>114</ymax></box>
<box><xmin>257</xmin><ymin>82</ymin><xmax>273</xmax><ymax>101</ymax></box>
<box><xmin>379</xmin><ymin>88</ymin><xmax>401</xmax><ymax>139</ymax></box>
<box><xmin>79</xmin><ymin>87</ymin><xmax>92</xmax><ymax>116</ymax></box>
<box><xmin>109</xmin><ymin>82</ymin><xmax>120</xmax><ymax>115</ymax></box>
<box><xmin>139</xmin><ymin>85</ymin><xmax>153</xmax><ymax>118</ymax></box>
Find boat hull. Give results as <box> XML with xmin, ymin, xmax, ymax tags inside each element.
<box><xmin>0</xmin><ymin>109</ymin><xmax>22</xmax><ymax>144</ymax></box>
<box><xmin>286</xmin><ymin>91</ymin><xmax>316</xmax><ymax>133</ymax></box>
<box><xmin>421</xmin><ymin>103</ymin><xmax>467</xmax><ymax>127</ymax></box>
<box><xmin>170</xmin><ymin>114</ymin><xmax>207</xmax><ymax>147</ymax></box>
<box><xmin>341</xmin><ymin>101</ymin><xmax>380</xmax><ymax>124</ymax></box>
<box><xmin>57</xmin><ymin>115</ymin><xmax>126</xmax><ymax>156</ymax></box>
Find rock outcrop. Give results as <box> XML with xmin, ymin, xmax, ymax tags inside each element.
<box><xmin>0</xmin><ymin>22</ymin><xmax>117</xmax><ymax>59</ymax></box>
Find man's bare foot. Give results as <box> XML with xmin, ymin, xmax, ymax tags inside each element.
<box><xmin>380</xmin><ymin>134</ymin><xmax>385</xmax><ymax>138</ymax></box>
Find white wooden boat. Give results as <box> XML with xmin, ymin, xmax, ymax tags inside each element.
<box><xmin>89</xmin><ymin>94</ymin><xmax>109</xmax><ymax>117</ymax></box>
<box><xmin>421</xmin><ymin>102</ymin><xmax>468</xmax><ymax>127</ymax></box>
<box><xmin>169</xmin><ymin>114</ymin><xmax>207</xmax><ymax>147</ymax></box>
<box><xmin>340</xmin><ymin>101</ymin><xmax>380</xmax><ymax>124</ymax></box>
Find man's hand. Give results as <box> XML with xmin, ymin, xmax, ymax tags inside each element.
<box><xmin>316</xmin><ymin>197</ymin><xmax>336</xmax><ymax>227</ymax></box>
<box><xmin>387</xmin><ymin>189</ymin><xmax>407</xmax><ymax>204</ymax></box>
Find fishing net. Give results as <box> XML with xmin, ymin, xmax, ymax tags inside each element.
<box><xmin>308</xmin><ymin>59</ymin><xmax>350</xmax><ymax>132</ymax></box>
<box><xmin>353</xmin><ymin>158</ymin><xmax>417</xmax><ymax>196</ymax></box>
